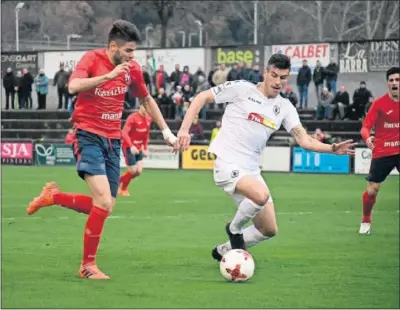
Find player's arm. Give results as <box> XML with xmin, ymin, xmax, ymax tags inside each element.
<box><xmin>360</xmin><ymin>100</ymin><xmax>379</xmax><ymax>144</ymax></box>
<box><xmin>121</xmin><ymin>116</ymin><xmax>135</xmax><ymax>148</ymax></box>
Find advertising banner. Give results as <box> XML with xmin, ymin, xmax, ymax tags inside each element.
<box><xmin>368</xmin><ymin>40</ymin><xmax>399</xmax><ymax>72</ymax></box>
<box><xmin>1</xmin><ymin>142</ymin><xmax>33</xmax><ymax>166</ymax></box>
<box><xmin>119</xmin><ymin>144</ymin><xmax>179</xmax><ymax>169</ymax></box>
<box><xmin>182</xmin><ymin>145</ymin><xmax>216</xmax><ymax>170</ymax></box>
<box><xmin>272</xmin><ymin>43</ymin><xmax>330</xmax><ymax>74</ymax></box>
<box><xmin>292</xmin><ymin>147</ymin><xmax>350</xmax><ymax>174</ymax></box>
<box><xmin>35</xmin><ymin>144</ymin><xmax>75</xmax><ymax>166</ymax></box>
<box><xmin>260</xmin><ymin>147</ymin><xmax>291</xmax><ymax>172</ymax></box>
<box><xmin>1</xmin><ymin>52</ymin><xmax>38</xmax><ymax>76</ymax></box>
<box><xmin>354</xmin><ymin>148</ymin><xmax>399</xmax><ymax>175</ymax></box>
<box><xmin>43</xmin><ymin>51</ymin><xmax>86</xmax><ymax>78</ymax></box>
<box><xmin>338</xmin><ymin>42</ymin><xmax>369</xmax><ymax>73</ymax></box>
<box><xmin>211</xmin><ymin>45</ymin><xmax>264</xmax><ymax>68</ymax></box>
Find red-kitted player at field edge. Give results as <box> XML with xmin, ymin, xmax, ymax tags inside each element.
<box><xmin>359</xmin><ymin>66</ymin><xmax>400</xmax><ymax>235</ymax></box>
<box><xmin>26</xmin><ymin>20</ymin><xmax>177</xmax><ymax>279</ymax></box>
<box><xmin>118</xmin><ymin>104</ymin><xmax>152</xmax><ymax>196</ymax></box>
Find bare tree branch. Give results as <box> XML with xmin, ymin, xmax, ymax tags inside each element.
<box><xmin>385</xmin><ymin>2</ymin><xmax>400</xmax><ymax>38</ymax></box>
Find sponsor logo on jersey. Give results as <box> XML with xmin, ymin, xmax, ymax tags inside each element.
<box><xmin>248</xmin><ymin>112</ymin><xmax>277</xmax><ymax>129</ymax></box>
<box><xmin>101</xmin><ymin>112</ymin><xmax>123</xmax><ymax>120</ymax></box>
<box><xmin>248</xmin><ymin>97</ymin><xmax>262</xmax><ymax>104</ymax></box>
<box><xmin>384</xmin><ymin>141</ymin><xmax>399</xmax><ymax>147</ymax></box>
<box><xmin>94</xmin><ymin>86</ymin><xmax>127</xmax><ymax>97</ymax></box>
<box><xmin>383</xmin><ymin>122</ymin><xmax>399</xmax><ymax>128</ymax></box>
<box><xmin>273</xmin><ymin>104</ymin><xmax>281</xmax><ymax>116</ymax></box>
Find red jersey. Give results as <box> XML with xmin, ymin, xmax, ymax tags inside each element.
<box><xmin>121</xmin><ymin>112</ymin><xmax>152</xmax><ymax>151</ymax></box>
<box><xmin>69</xmin><ymin>48</ymin><xmax>149</xmax><ymax>139</ymax></box>
<box><xmin>362</xmin><ymin>93</ymin><xmax>399</xmax><ymax>159</ymax></box>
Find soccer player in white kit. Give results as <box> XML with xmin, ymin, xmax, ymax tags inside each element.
<box><xmin>175</xmin><ymin>54</ymin><xmax>356</xmax><ymax>261</ymax></box>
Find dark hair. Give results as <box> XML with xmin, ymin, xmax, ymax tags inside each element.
<box><xmin>267</xmin><ymin>53</ymin><xmax>291</xmax><ymax>70</ymax></box>
<box><xmin>108</xmin><ymin>20</ymin><xmax>141</xmax><ymax>44</ymax></box>
<box><xmin>386</xmin><ymin>67</ymin><xmax>400</xmax><ymax>80</ymax></box>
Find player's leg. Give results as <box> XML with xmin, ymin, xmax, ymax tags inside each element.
<box><xmin>360</xmin><ymin>155</ymin><xmax>396</xmax><ymax>234</ymax></box>
<box><xmin>119</xmin><ymin>150</ymin><xmax>143</xmax><ymax>196</ymax></box>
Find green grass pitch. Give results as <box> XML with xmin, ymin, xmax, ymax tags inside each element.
<box><xmin>1</xmin><ymin>167</ymin><xmax>399</xmax><ymax>308</ymax></box>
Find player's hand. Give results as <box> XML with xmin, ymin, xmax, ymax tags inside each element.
<box><xmin>142</xmin><ymin>150</ymin><xmax>149</xmax><ymax>157</ymax></box>
<box><xmin>161</xmin><ymin>128</ymin><xmax>177</xmax><ymax>150</ymax></box>
<box><xmin>331</xmin><ymin>139</ymin><xmax>358</xmax><ymax>156</ymax></box>
<box><xmin>366</xmin><ymin>136</ymin><xmax>375</xmax><ymax>150</ymax></box>
<box><xmin>105</xmin><ymin>62</ymin><xmax>131</xmax><ymax>80</ymax></box>
<box><xmin>130</xmin><ymin>146</ymin><xmax>139</xmax><ymax>155</ymax></box>
<box><xmin>176</xmin><ymin>129</ymin><xmax>191</xmax><ymax>152</ymax></box>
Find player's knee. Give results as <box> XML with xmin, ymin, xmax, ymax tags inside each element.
<box><xmin>367</xmin><ymin>182</ymin><xmax>380</xmax><ymax>197</ymax></box>
<box><xmin>128</xmin><ymin>165</ymin><xmax>136</xmax><ymax>175</ymax></box>
<box><xmin>252</xmin><ymin>191</ymin><xmax>270</xmax><ymax>207</ymax></box>
<box><xmin>95</xmin><ymin>196</ymin><xmax>113</xmax><ymax>212</ymax></box>
<box><xmin>136</xmin><ymin>165</ymin><xmax>143</xmax><ymax>176</ymax></box>
<box><xmin>259</xmin><ymin>225</ymin><xmax>278</xmax><ymax>238</ymax></box>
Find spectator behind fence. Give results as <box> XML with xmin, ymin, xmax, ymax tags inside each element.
<box><xmin>325</xmin><ymin>58</ymin><xmax>339</xmax><ymax>95</ymax></box>
<box><xmin>154</xmin><ymin>64</ymin><xmax>169</xmax><ymax>94</ymax></box>
<box><xmin>313</xmin><ymin>60</ymin><xmax>325</xmax><ymax>104</ymax></box>
<box><xmin>316</xmin><ymin>87</ymin><xmax>333</xmax><ymax>119</ymax></box>
<box><xmin>208</xmin><ymin>63</ymin><xmax>219</xmax><ymax>87</ymax></box>
<box><xmin>169</xmin><ymin>64</ymin><xmax>182</xmax><ymax>91</ymax></box>
<box><xmin>142</xmin><ymin>65</ymin><xmax>152</xmax><ymax>94</ymax></box>
<box><xmin>212</xmin><ymin>64</ymin><xmax>229</xmax><ymax>86</ymax></box>
<box><xmin>352</xmin><ymin>81</ymin><xmax>372</xmax><ymax>119</ymax></box>
<box><xmin>227</xmin><ymin>63</ymin><xmax>240</xmax><ymax>81</ymax></box>
<box><xmin>14</xmin><ymin>70</ymin><xmax>23</xmax><ymax>109</ymax></box>
<box><xmin>241</xmin><ymin>63</ymin><xmax>252</xmax><ymax>81</ymax></box>
<box><xmin>330</xmin><ymin>85</ymin><xmax>350</xmax><ymax>120</ymax></box>
<box><xmin>179</xmin><ymin>65</ymin><xmax>192</xmax><ymax>88</ymax></box>
<box><xmin>156</xmin><ymin>87</ymin><xmax>173</xmax><ymax>119</ymax></box>
<box><xmin>283</xmin><ymin>86</ymin><xmax>298</xmax><ymax>108</ymax></box>
<box><xmin>192</xmin><ymin>66</ymin><xmax>206</xmax><ymax>92</ymax></box>
<box><xmin>172</xmin><ymin>85</ymin><xmax>184</xmax><ymax>119</ymax></box>
<box><xmin>182</xmin><ymin>84</ymin><xmax>193</xmax><ymax>102</ymax></box>
<box><xmin>34</xmin><ymin>69</ymin><xmax>48</xmax><ymax>110</ymax></box>
<box><xmin>189</xmin><ymin>115</ymin><xmax>205</xmax><ymax>141</ymax></box>
<box><xmin>249</xmin><ymin>64</ymin><xmax>263</xmax><ymax>84</ymax></box>
<box><xmin>210</xmin><ymin>120</ymin><xmax>221</xmax><ymax>143</ymax></box>
<box><xmin>21</xmin><ymin>68</ymin><xmax>34</xmax><ymax>109</ymax></box>
<box><xmin>53</xmin><ymin>63</ymin><xmax>70</xmax><ymax>110</ymax></box>
<box><xmin>3</xmin><ymin>67</ymin><xmax>15</xmax><ymax>110</ymax></box>
<box><xmin>364</xmin><ymin>95</ymin><xmax>375</xmax><ymax>115</ymax></box>
<box><xmin>297</xmin><ymin>59</ymin><xmax>312</xmax><ymax>109</ymax></box>
<box><xmin>313</xmin><ymin>128</ymin><xmax>332</xmax><ymax>144</ymax></box>
<box><xmin>195</xmin><ymin>75</ymin><xmax>210</xmax><ymax>120</ymax></box>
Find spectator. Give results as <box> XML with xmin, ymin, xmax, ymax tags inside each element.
<box><xmin>352</xmin><ymin>81</ymin><xmax>372</xmax><ymax>119</ymax></box>
<box><xmin>241</xmin><ymin>63</ymin><xmax>252</xmax><ymax>81</ymax></box>
<box><xmin>3</xmin><ymin>67</ymin><xmax>15</xmax><ymax>110</ymax></box>
<box><xmin>189</xmin><ymin>115</ymin><xmax>205</xmax><ymax>141</ymax></box>
<box><xmin>20</xmin><ymin>68</ymin><xmax>34</xmax><ymax>109</ymax></box>
<box><xmin>53</xmin><ymin>63</ymin><xmax>70</xmax><ymax>110</ymax></box>
<box><xmin>171</xmin><ymin>85</ymin><xmax>184</xmax><ymax>119</ymax></box>
<box><xmin>208</xmin><ymin>64</ymin><xmax>219</xmax><ymax>87</ymax></box>
<box><xmin>283</xmin><ymin>86</ymin><xmax>298</xmax><ymax>108</ymax></box>
<box><xmin>210</xmin><ymin>120</ymin><xmax>221</xmax><ymax>142</ymax></box>
<box><xmin>212</xmin><ymin>64</ymin><xmax>229</xmax><ymax>86</ymax></box>
<box><xmin>330</xmin><ymin>85</ymin><xmax>350</xmax><ymax>120</ymax></box>
<box><xmin>142</xmin><ymin>65</ymin><xmax>152</xmax><ymax>94</ymax></box>
<box><xmin>64</xmin><ymin>129</ymin><xmax>75</xmax><ymax>145</ymax></box>
<box><xmin>154</xmin><ymin>65</ymin><xmax>169</xmax><ymax>94</ymax></box>
<box><xmin>156</xmin><ymin>87</ymin><xmax>173</xmax><ymax>119</ymax></box>
<box><xmin>316</xmin><ymin>87</ymin><xmax>333</xmax><ymax>120</ymax></box>
<box><xmin>297</xmin><ymin>59</ymin><xmax>312</xmax><ymax>109</ymax></box>
<box><xmin>169</xmin><ymin>64</ymin><xmax>182</xmax><ymax>91</ymax></box>
<box><xmin>195</xmin><ymin>75</ymin><xmax>210</xmax><ymax>120</ymax></box>
<box><xmin>312</xmin><ymin>128</ymin><xmax>332</xmax><ymax>144</ymax></box>
<box><xmin>182</xmin><ymin>84</ymin><xmax>193</xmax><ymax>102</ymax></box>
<box><xmin>325</xmin><ymin>59</ymin><xmax>339</xmax><ymax>95</ymax></box>
<box><xmin>248</xmin><ymin>65</ymin><xmax>263</xmax><ymax>84</ymax></box>
<box><xmin>313</xmin><ymin>60</ymin><xmax>325</xmax><ymax>104</ymax></box>
<box><xmin>14</xmin><ymin>70</ymin><xmax>23</xmax><ymax>109</ymax></box>
<box><xmin>364</xmin><ymin>95</ymin><xmax>375</xmax><ymax>115</ymax></box>
<box><xmin>179</xmin><ymin>65</ymin><xmax>192</xmax><ymax>87</ymax></box>
<box><xmin>236</xmin><ymin>62</ymin><xmax>245</xmax><ymax>79</ymax></box>
<box><xmin>227</xmin><ymin>64</ymin><xmax>240</xmax><ymax>81</ymax></box>
<box><xmin>64</xmin><ymin>68</ymin><xmax>72</xmax><ymax>109</ymax></box>
<box><xmin>34</xmin><ymin>69</ymin><xmax>49</xmax><ymax>110</ymax></box>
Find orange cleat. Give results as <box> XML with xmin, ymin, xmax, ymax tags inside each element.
<box><xmin>118</xmin><ymin>184</ymin><xmax>130</xmax><ymax>197</ymax></box>
<box><xmin>78</xmin><ymin>263</ymin><xmax>110</xmax><ymax>280</ymax></box>
<box><xmin>26</xmin><ymin>182</ymin><xmax>60</xmax><ymax>215</ymax></box>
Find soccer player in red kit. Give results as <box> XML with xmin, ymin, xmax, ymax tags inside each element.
<box><xmin>359</xmin><ymin>66</ymin><xmax>400</xmax><ymax>235</ymax></box>
<box><xmin>118</xmin><ymin>104</ymin><xmax>152</xmax><ymax>196</ymax></box>
<box><xmin>26</xmin><ymin>20</ymin><xmax>177</xmax><ymax>279</ymax></box>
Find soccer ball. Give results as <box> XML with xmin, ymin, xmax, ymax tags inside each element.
<box><xmin>219</xmin><ymin>249</ymin><xmax>255</xmax><ymax>282</ymax></box>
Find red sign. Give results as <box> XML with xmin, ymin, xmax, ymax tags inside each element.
<box><xmin>1</xmin><ymin>142</ymin><xmax>33</xmax><ymax>165</ymax></box>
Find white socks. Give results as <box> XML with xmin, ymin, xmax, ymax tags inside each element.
<box><xmin>229</xmin><ymin>198</ymin><xmax>263</xmax><ymax>234</ymax></box>
<box><xmin>219</xmin><ymin>225</ymin><xmax>271</xmax><ymax>251</ymax></box>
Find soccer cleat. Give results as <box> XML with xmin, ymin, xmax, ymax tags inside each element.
<box><xmin>78</xmin><ymin>263</ymin><xmax>110</xmax><ymax>280</ymax></box>
<box><xmin>212</xmin><ymin>244</ymin><xmax>230</xmax><ymax>262</ymax></box>
<box><xmin>26</xmin><ymin>182</ymin><xmax>60</xmax><ymax>215</ymax></box>
<box><xmin>225</xmin><ymin>222</ymin><xmax>247</xmax><ymax>250</ymax></box>
<box><xmin>117</xmin><ymin>184</ymin><xmax>131</xmax><ymax>197</ymax></box>
<box><xmin>359</xmin><ymin>222</ymin><xmax>371</xmax><ymax>235</ymax></box>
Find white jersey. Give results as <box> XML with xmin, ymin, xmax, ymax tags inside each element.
<box><xmin>208</xmin><ymin>80</ymin><xmax>301</xmax><ymax>171</ymax></box>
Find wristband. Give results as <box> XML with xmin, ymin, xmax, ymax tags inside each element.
<box><xmin>162</xmin><ymin>128</ymin><xmax>173</xmax><ymax>139</ymax></box>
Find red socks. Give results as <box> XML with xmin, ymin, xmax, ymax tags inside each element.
<box><xmin>120</xmin><ymin>171</ymin><xmax>134</xmax><ymax>190</ymax></box>
<box><xmin>53</xmin><ymin>193</ymin><xmax>93</xmax><ymax>214</ymax></box>
<box><xmin>82</xmin><ymin>206</ymin><xmax>109</xmax><ymax>265</ymax></box>
<box><xmin>362</xmin><ymin>191</ymin><xmax>376</xmax><ymax>223</ymax></box>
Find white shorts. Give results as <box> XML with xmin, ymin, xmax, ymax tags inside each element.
<box><xmin>213</xmin><ymin>158</ymin><xmax>273</xmax><ymax>206</ymax></box>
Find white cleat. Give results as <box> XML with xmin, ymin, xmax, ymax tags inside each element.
<box><xmin>359</xmin><ymin>222</ymin><xmax>371</xmax><ymax>235</ymax></box>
